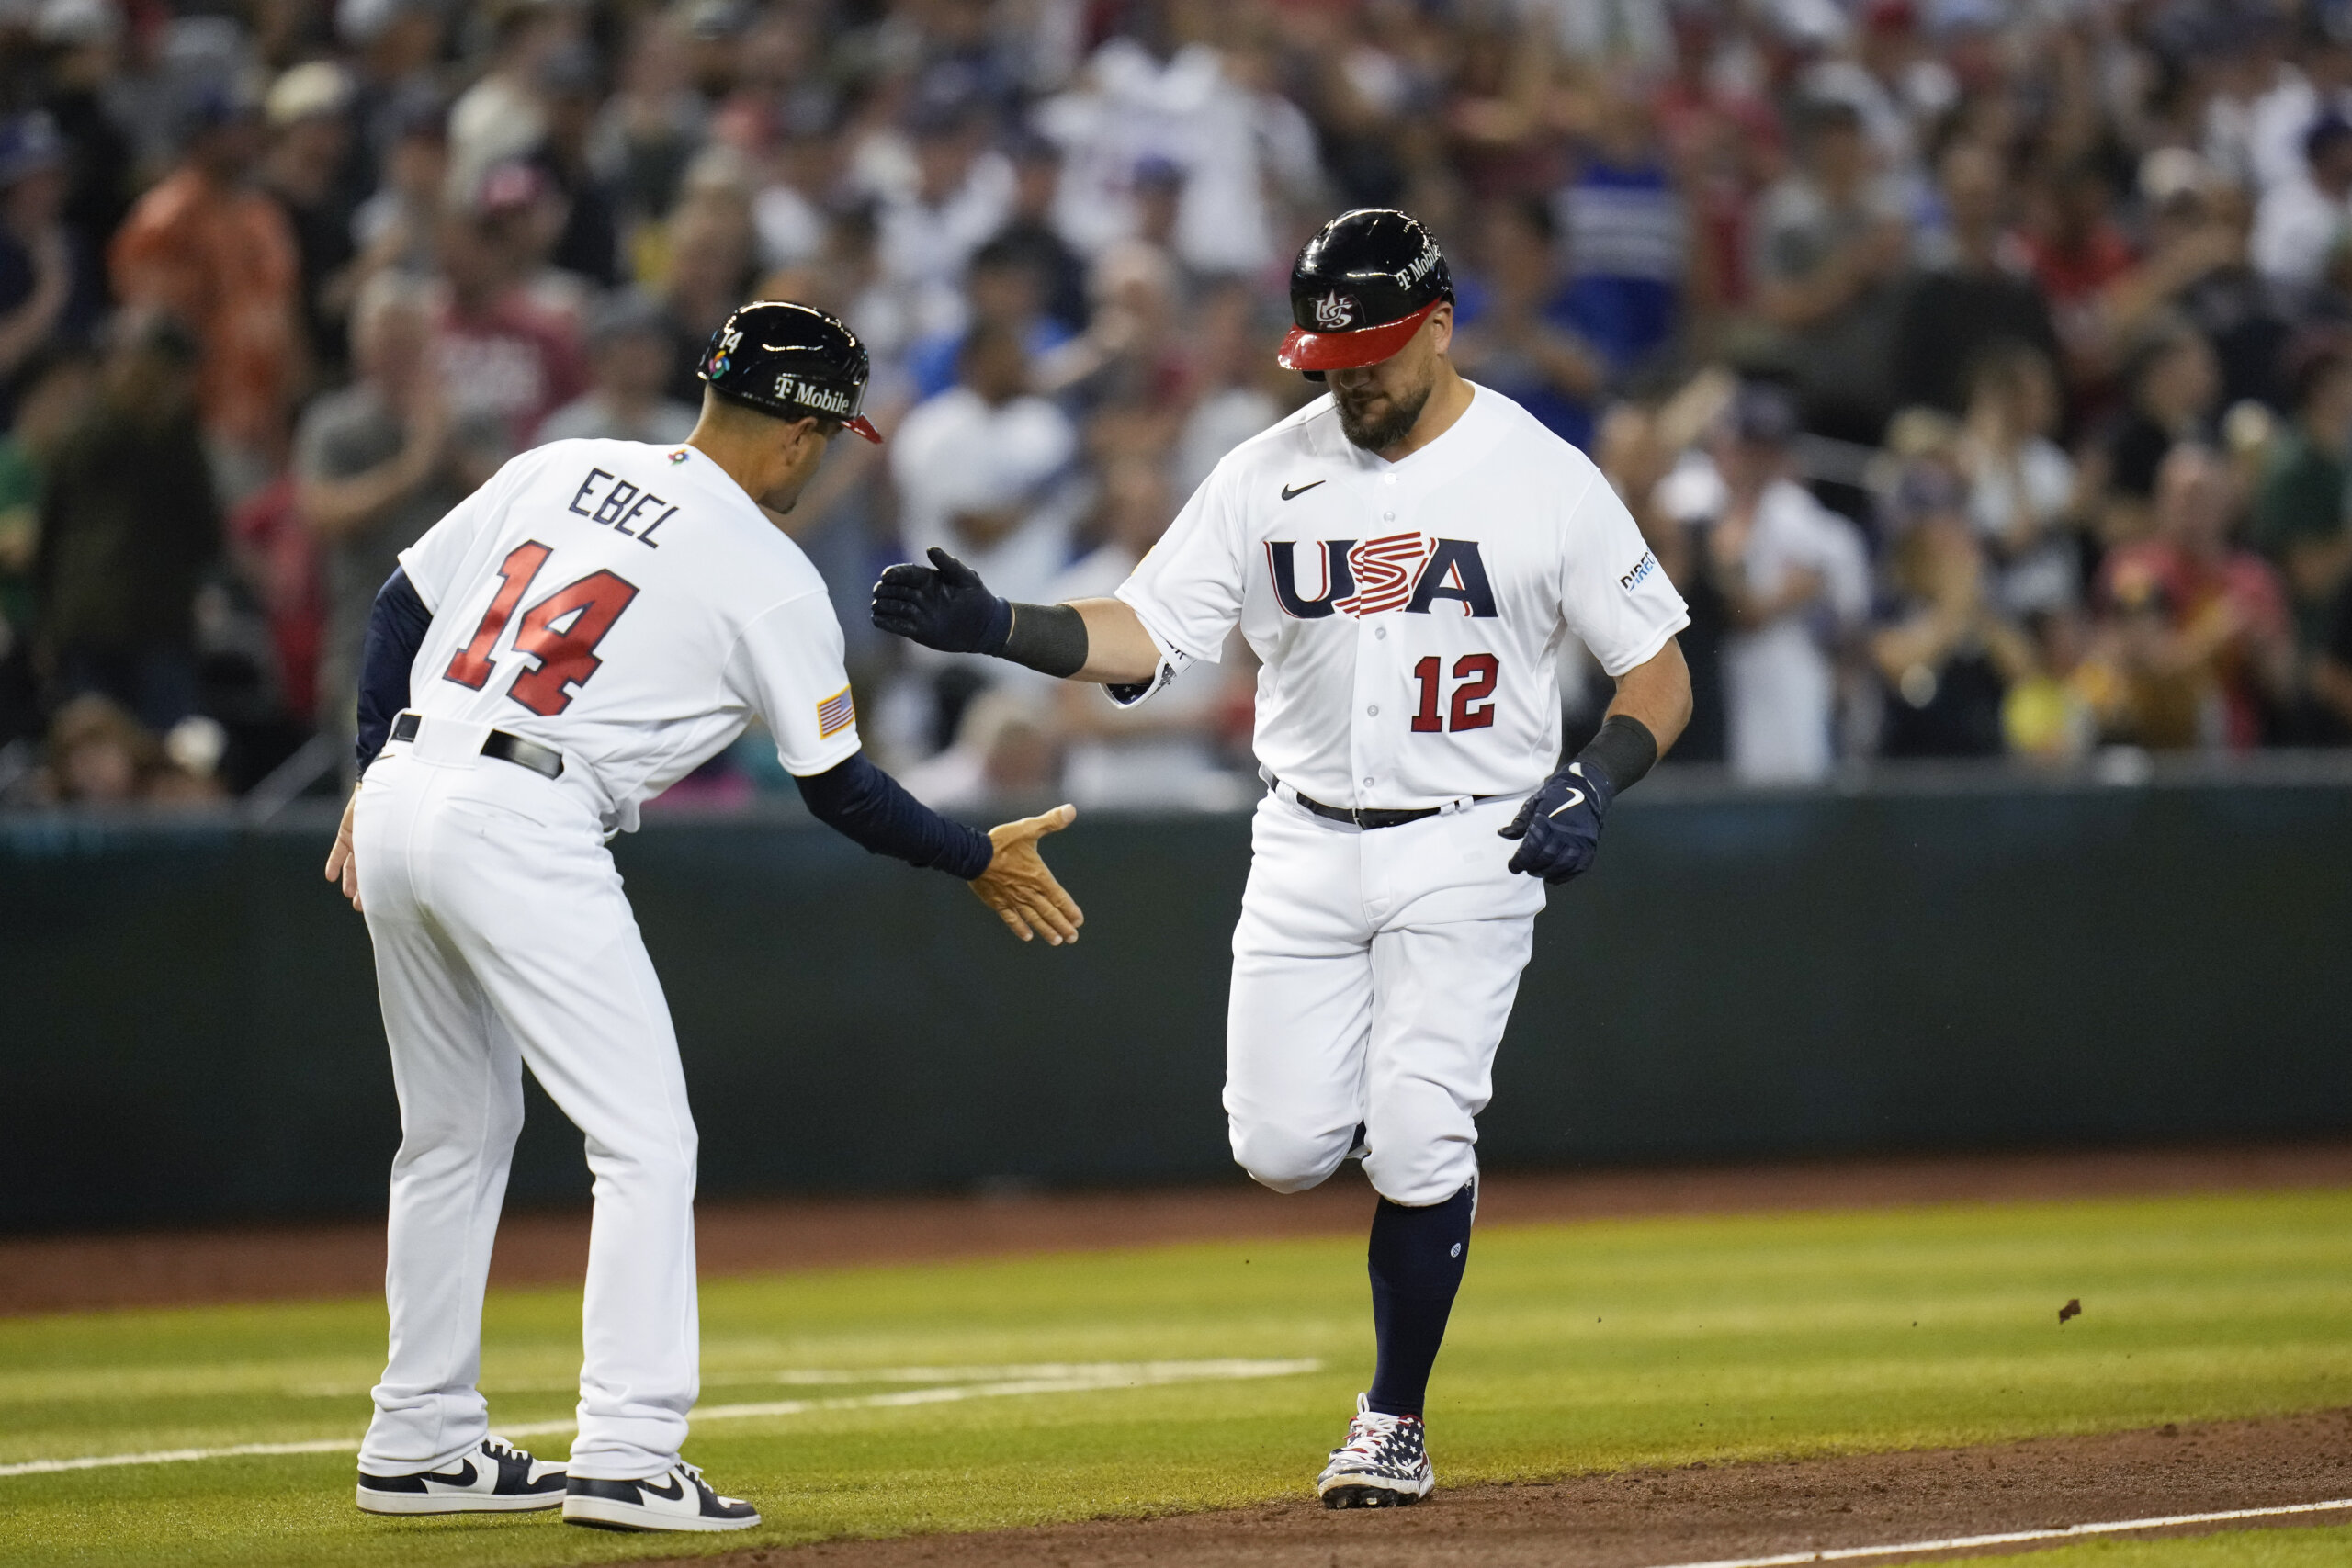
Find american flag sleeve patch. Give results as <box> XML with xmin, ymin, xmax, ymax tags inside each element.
<box><xmin>816</xmin><ymin>685</ymin><xmax>856</xmax><ymax>738</ymax></box>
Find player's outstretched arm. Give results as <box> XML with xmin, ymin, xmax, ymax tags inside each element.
<box><xmin>793</xmin><ymin>751</ymin><xmax>1086</xmax><ymax>945</ymax></box>
<box><xmin>970</xmin><ymin>804</ymin><xmax>1085</xmax><ymax>944</ymax></box>
<box><xmin>869</xmin><ymin>547</ymin><xmax>1160</xmax><ymax>685</ymax></box>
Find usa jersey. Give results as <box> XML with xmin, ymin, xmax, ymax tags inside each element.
<box><xmin>1115</xmin><ymin>387</ymin><xmax>1689</xmax><ymax>809</ymax></box>
<box><xmin>395</xmin><ymin>439</ymin><xmax>860</xmax><ymax>832</ymax></box>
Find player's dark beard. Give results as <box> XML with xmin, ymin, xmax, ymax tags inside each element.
<box><xmin>1333</xmin><ymin>376</ymin><xmax>1433</xmax><ymax>453</ymax></box>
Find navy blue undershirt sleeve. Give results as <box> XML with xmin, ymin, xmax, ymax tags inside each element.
<box><xmin>356</xmin><ymin>567</ymin><xmax>433</xmax><ymax>775</ymax></box>
<box><xmin>795</xmin><ymin>752</ymin><xmax>996</xmax><ymax>879</ymax></box>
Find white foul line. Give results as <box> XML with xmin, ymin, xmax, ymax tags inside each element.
<box><xmin>0</xmin><ymin>1359</ymin><xmax>1317</xmax><ymax>1479</ymax></box>
<box><xmin>1643</xmin><ymin>1496</ymin><xmax>2352</xmax><ymax>1568</ymax></box>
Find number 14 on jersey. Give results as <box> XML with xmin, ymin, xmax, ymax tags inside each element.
<box><xmin>445</xmin><ymin>540</ymin><xmax>642</xmax><ymax>716</ymax></box>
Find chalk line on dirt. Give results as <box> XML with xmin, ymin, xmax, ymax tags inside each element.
<box><xmin>1646</xmin><ymin>1495</ymin><xmax>2352</xmax><ymax>1568</ymax></box>
<box><xmin>0</xmin><ymin>1358</ymin><xmax>1319</xmax><ymax>1479</ymax></box>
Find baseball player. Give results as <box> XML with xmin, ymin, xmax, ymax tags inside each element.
<box><xmin>323</xmin><ymin>301</ymin><xmax>1083</xmax><ymax>1534</ymax></box>
<box><xmin>873</xmin><ymin>210</ymin><xmax>1693</xmax><ymax>1507</ymax></box>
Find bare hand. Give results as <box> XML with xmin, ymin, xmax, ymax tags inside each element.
<box><xmin>970</xmin><ymin>803</ymin><xmax>1083</xmax><ymax>944</ymax></box>
<box><xmin>324</xmin><ymin>790</ymin><xmax>362</xmax><ymax>911</ymax></box>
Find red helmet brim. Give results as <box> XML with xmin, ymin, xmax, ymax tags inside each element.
<box><xmin>1276</xmin><ymin>299</ymin><xmax>1442</xmax><ymax>372</ymax></box>
<box><xmin>846</xmin><ymin>414</ymin><xmax>883</xmax><ymax>445</ymax></box>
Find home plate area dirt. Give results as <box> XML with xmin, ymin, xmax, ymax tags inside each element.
<box><xmin>656</xmin><ymin>1407</ymin><xmax>2352</xmax><ymax>1568</ymax></box>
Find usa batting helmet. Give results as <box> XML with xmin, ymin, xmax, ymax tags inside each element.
<box><xmin>1277</xmin><ymin>209</ymin><xmax>1454</xmax><ymax>380</ymax></box>
<box><xmin>699</xmin><ymin>299</ymin><xmax>883</xmax><ymax>444</ymax></box>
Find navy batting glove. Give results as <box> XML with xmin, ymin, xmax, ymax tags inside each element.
<box><xmin>871</xmin><ymin>547</ymin><xmax>1012</xmax><ymax>654</ymax></box>
<box><xmin>1498</xmin><ymin>761</ymin><xmax>1616</xmax><ymax>884</ymax></box>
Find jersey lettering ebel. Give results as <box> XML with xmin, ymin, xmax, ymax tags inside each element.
<box><xmin>1114</xmin><ymin>385</ymin><xmax>1690</xmax><ymax>809</ymax></box>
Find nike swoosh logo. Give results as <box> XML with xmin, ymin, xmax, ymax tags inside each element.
<box><xmin>1281</xmin><ymin>481</ymin><xmax>1326</xmax><ymax>501</ymax></box>
<box><xmin>1547</xmin><ymin>788</ymin><xmax>1586</xmax><ymax>818</ymax></box>
<box><xmin>639</xmin><ymin>1472</ymin><xmax>687</xmax><ymax>1502</ymax></box>
<box><xmin>422</xmin><ymin>1459</ymin><xmax>477</xmax><ymax>1489</ymax></box>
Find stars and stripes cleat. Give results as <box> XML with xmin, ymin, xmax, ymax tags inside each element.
<box><xmin>561</xmin><ymin>1461</ymin><xmax>760</xmax><ymax>1532</ymax></box>
<box><xmin>1316</xmin><ymin>1393</ymin><xmax>1436</xmax><ymax>1508</ymax></box>
<box><xmin>356</xmin><ymin>1434</ymin><xmax>566</xmax><ymax>1514</ymax></box>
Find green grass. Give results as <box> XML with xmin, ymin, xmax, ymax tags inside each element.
<box><xmin>1946</xmin><ymin>1526</ymin><xmax>2352</xmax><ymax>1565</ymax></box>
<box><xmin>2</xmin><ymin>1188</ymin><xmax>2348</xmax><ymax>1567</ymax></box>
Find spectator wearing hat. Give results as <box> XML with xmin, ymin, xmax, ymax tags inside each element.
<box><xmin>297</xmin><ymin>273</ymin><xmax>501</xmax><ymax>773</ymax></box>
<box><xmin>1657</xmin><ymin>383</ymin><xmax>1871</xmax><ymax>784</ymax></box>
<box><xmin>537</xmin><ymin>288</ymin><xmax>696</xmax><ymax>445</ymax></box>
<box><xmin>258</xmin><ymin>62</ymin><xmax>362</xmax><ymax>379</ymax></box>
<box><xmin>108</xmin><ymin>84</ymin><xmax>302</xmax><ymax>500</ymax></box>
<box><xmin>31</xmin><ymin>311</ymin><xmax>220</xmax><ymax>732</ymax></box>
<box><xmin>0</xmin><ymin>112</ymin><xmax>94</xmax><ymax>421</ymax></box>
<box><xmin>2253</xmin><ymin>114</ymin><xmax>2352</xmax><ymax>292</ymax></box>
<box><xmin>431</xmin><ymin>190</ymin><xmax>588</xmax><ymax>452</ymax></box>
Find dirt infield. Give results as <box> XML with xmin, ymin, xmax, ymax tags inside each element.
<box><xmin>7</xmin><ymin>1141</ymin><xmax>2352</xmax><ymax>1315</ymax></box>
<box><xmin>656</xmin><ymin>1407</ymin><xmax>2352</xmax><ymax>1568</ymax></box>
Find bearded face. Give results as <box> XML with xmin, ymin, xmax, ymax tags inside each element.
<box><xmin>1330</xmin><ymin>359</ymin><xmax>1436</xmax><ymax>453</ymax></box>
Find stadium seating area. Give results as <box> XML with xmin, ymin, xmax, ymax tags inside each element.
<box><xmin>4</xmin><ymin>0</ymin><xmax>2352</xmax><ymax>808</ymax></box>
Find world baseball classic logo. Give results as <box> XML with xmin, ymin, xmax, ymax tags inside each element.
<box><xmin>1265</xmin><ymin>534</ymin><xmax>1498</xmax><ymax>618</ymax></box>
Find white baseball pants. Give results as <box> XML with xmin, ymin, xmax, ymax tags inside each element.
<box><xmin>1224</xmin><ymin>792</ymin><xmax>1544</xmax><ymax>1207</ymax></box>
<box><xmin>353</xmin><ymin>739</ymin><xmax>698</xmax><ymax>1483</ymax></box>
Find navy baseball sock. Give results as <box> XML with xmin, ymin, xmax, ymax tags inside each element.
<box><xmin>1364</xmin><ymin>1177</ymin><xmax>1476</xmax><ymax>1418</ymax></box>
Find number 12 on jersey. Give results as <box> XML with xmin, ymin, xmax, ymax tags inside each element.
<box><xmin>445</xmin><ymin>540</ymin><xmax>641</xmax><ymax>716</ymax></box>
<box><xmin>1411</xmin><ymin>653</ymin><xmax>1498</xmax><ymax>733</ymax></box>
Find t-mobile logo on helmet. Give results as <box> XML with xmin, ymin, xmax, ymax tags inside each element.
<box><xmin>776</xmin><ymin>375</ymin><xmax>853</xmax><ymax>415</ymax></box>
<box><xmin>1266</xmin><ymin>535</ymin><xmax>1498</xmax><ymax>619</ymax></box>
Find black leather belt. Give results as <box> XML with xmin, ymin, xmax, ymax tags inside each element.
<box><xmin>1279</xmin><ymin>781</ymin><xmax>1497</xmax><ymax>830</ymax></box>
<box><xmin>390</xmin><ymin>712</ymin><xmax>564</xmax><ymax>780</ymax></box>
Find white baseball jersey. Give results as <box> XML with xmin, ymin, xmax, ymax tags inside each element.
<box><xmin>1115</xmin><ymin>385</ymin><xmax>1690</xmax><ymax>809</ymax></box>
<box><xmin>396</xmin><ymin>438</ymin><xmax>861</xmax><ymax>832</ymax></box>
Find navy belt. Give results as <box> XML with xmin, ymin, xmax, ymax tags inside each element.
<box><xmin>390</xmin><ymin>712</ymin><xmax>564</xmax><ymax>780</ymax></box>
<box><xmin>1272</xmin><ymin>775</ymin><xmax>1497</xmax><ymax>830</ymax></box>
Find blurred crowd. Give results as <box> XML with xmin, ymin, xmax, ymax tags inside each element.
<box><xmin>6</xmin><ymin>0</ymin><xmax>2352</xmax><ymax>810</ymax></box>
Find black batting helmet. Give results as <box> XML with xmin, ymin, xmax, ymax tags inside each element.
<box><xmin>1277</xmin><ymin>209</ymin><xmax>1454</xmax><ymax>378</ymax></box>
<box><xmin>699</xmin><ymin>299</ymin><xmax>882</xmax><ymax>444</ymax></box>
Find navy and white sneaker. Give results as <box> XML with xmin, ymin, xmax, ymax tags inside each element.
<box><xmin>356</xmin><ymin>1435</ymin><xmax>566</xmax><ymax>1514</ymax></box>
<box><xmin>562</xmin><ymin>1461</ymin><xmax>760</xmax><ymax>1532</ymax></box>
<box><xmin>1316</xmin><ymin>1393</ymin><xmax>1436</xmax><ymax>1508</ymax></box>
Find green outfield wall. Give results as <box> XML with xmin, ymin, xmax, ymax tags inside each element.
<box><xmin>4</xmin><ymin>764</ymin><xmax>2348</xmax><ymax>1231</ymax></box>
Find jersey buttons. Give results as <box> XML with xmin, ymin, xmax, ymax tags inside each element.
<box><xmin>1367</xmin><ymin>705</ymin><xmax>1379</xmax><ymax>716</ymax></box>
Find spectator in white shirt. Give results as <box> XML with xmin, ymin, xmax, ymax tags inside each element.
<box><xmin>1659</xmin><ymin>384</ymin><xmax>1870</xmax><ymax>784</ymax></box>
<box><xmin>2253</xmin><ymin>115</ymin><xmax>2352</xmax><ymax>292</ymax></box>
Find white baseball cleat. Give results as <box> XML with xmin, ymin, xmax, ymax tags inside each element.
<box><xmin>356</xmin><ymin>1434</ymin><xmax>566</xmax><ymax>1514</ymax></box>
<box><xmin>561</xmin><ymin>1461</ymin><xmax>761</xmax><ymax>1532</ymax></box>
<box><xmin>1316</xmin><ymin>1392</ymin><xmax>1436</xmax><ymax>1508</ymax></box>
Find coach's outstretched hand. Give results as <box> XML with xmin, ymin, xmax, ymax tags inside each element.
<box><xmin>1498</xmin><ymin>761</ymin><xmax>1613</xmax><ymax>885</ymax></box>
<box><xmin>872</xmin><ymin>547</ymin><xmax>1010</xmax><ymax>654</ymax></box>
<box><xmin>324</xmin><ymin>790</ymin><xmax>363</xmax><ymax>912</ymax></box>
<box><xmin>972</xmin><ymin>803</ymin><xmax>1084</xmax><ymax>944</ymax></box>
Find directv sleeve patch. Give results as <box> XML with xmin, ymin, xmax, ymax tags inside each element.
<box><xmin>817</xmin><ymin>685</ymin><xmax>856</xmax><ymax>738</ymax></box>
<box><xmin>1619</xmin><ymin>550</ymin><xmax>1658</xmax><ymax>592</ymax></box>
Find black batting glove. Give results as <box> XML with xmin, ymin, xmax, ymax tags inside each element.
<box><xmin>871</xmin><ymin>547</ymin><xmax>1012</xmax><ymax>654</ymax></box>
<box><xmin>1498</xmin><ymin>761</ymin><xmax>1615</xmax><ymax>884</ymax></box>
